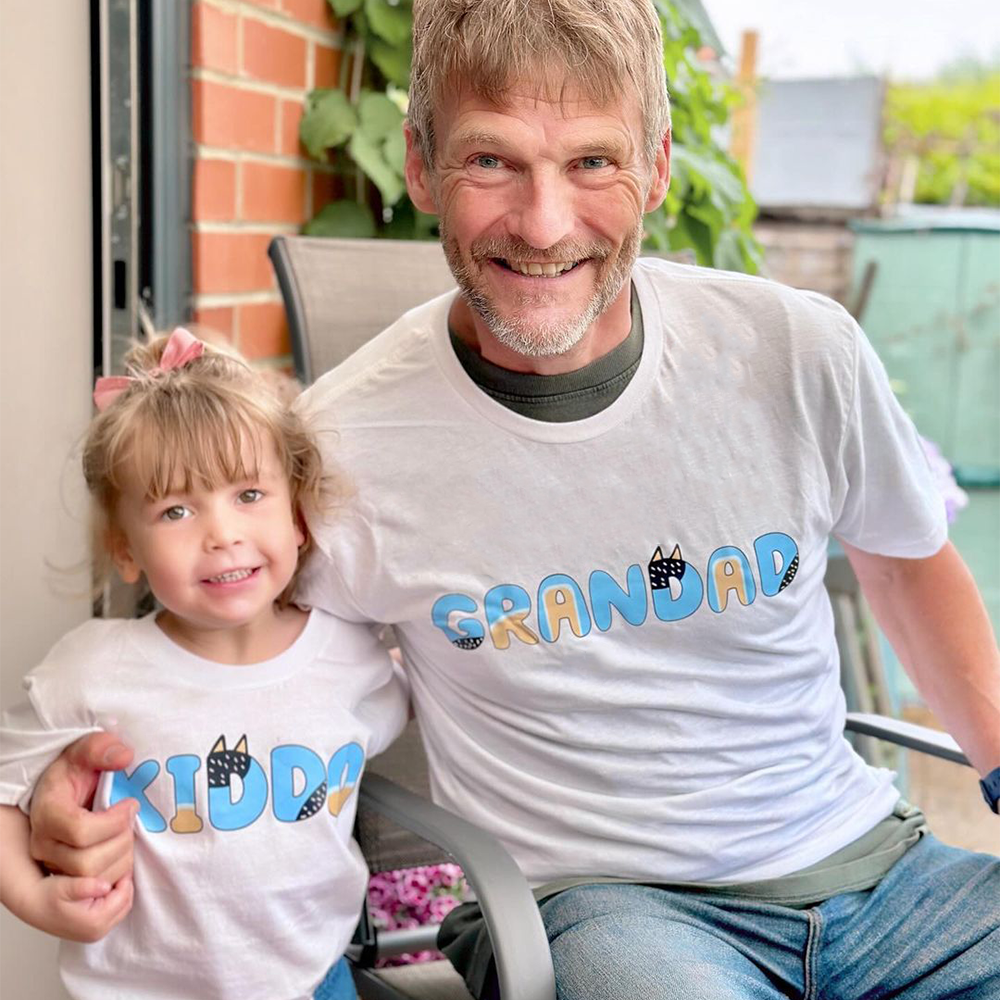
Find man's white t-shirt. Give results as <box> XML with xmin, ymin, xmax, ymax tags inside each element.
<box><xmin>296</xmin><ymin>258</ymin><xmax>947</xmax><ymax>885</ymax></box>
<box><xmin>0</xmin><ymin>609</ymin><xmax>408</xmax><ymax>1000</ymax></box>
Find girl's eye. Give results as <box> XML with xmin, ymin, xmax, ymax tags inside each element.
<box><xmin>473</xmin><ymin>154</ymin><xmax>501</xmax><ymax>169</ymax></box>
<box><xmin>161</xmin><ymin>505</ymin><xmax>190</xmax><ymax>522</ymax></box>
<box><xmin>580</xmin><ymin>156</ymin><xmax>611</xmax><ymax>170</ymax></box>
<box><xmin>238</xmin><ymin>489</ymin><xmax>264</xmax><ymax>504</ymax></box>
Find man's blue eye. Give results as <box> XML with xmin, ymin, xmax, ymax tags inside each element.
<box><xmin>238</xmin><ymin>489</ymin><xmax>264</xmax><ymax>504</ymax></box>
<box><xmin>581</xmin><ymin>156</ymin><xmax>610</xmax><ymax>169</ymax></box>
<box><xmin>474</xmin><ymin>155</ymin><xmax>501</xmax><ymax>169</ymax></box>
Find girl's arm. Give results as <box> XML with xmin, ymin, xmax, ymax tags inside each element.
<box><xmin>0</xmin><ymin>804</ymin><xmax>133</xmax><ymax>942</ymax></box>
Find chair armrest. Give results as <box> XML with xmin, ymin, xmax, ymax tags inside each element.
<box><xmin>359</xmin><ymin>773</ymin><xmax>557</xmax><ymax>1000</ymax></box>
<box><xmin>845</xmin><ymin>712</ymin><xmax>969</xmax><ymax>766</ymax></box>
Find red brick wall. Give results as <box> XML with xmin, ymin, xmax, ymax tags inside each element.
<box><xmin>190</xmin><ymin>0</ymin><xmax>343</xmax><ymax>364</ymax></box>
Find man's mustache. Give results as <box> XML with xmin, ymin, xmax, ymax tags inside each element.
<box><xmin>469</xmin><ymin>236</ymin><xmax>613</xmax><ymax>263</ymax></box>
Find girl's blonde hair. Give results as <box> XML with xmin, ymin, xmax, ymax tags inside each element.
<box><xmin>84</xmin><ymin>334</ymin><xmax>334</xmax><ymax>607</ymax></box>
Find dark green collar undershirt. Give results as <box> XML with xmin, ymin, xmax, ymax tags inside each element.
<box><xmin>448</xmin><ymin>283</ymin><xmax>644</xmax><ymax>422</ymax></box>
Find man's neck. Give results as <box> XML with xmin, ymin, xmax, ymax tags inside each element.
<box><xmin>448</xmin><ymin>281</ymin><xmax>634</xmax><ymax>375</ymax></box>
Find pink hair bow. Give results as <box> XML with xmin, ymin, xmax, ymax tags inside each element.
<box><xmin>92</xmin><ymin>327</ymin><xmax>205</xmax><ymax>411</ymax></box>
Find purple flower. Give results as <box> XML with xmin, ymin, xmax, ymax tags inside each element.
<box><xmin>429</xmin><ymin>894</ymin><xmax>461</xmax><ymax>922</ymax></box>
<box><xmin>434</xmin><ymin>864</ymin><xmax>464</xmax><ymax>888</ymax></box>
<box><xmin>369</xmin><ymin>863</ymin><xmax>472</xmax><ymax>966</ymax></box>
<box><xmin>402</xmin><ymin>871</ymin><xmax>431</xmax><ymax>897</ymax></box>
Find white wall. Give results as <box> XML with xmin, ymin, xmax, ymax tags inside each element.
<box><xmin>1</xmin><ymin>2</ymin><xmax>95</xmax><ymax>996</ymax></box>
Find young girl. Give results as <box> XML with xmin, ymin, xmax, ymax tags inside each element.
<box><xmin>0</xmin><ymin>328</ymin><xmax>407</xmax><ymax>1000</ymax></box>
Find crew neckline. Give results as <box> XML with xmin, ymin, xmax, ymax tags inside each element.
<box><xmin>449</xmin><ymin>283</ymin><xmax>643</xmax><ymax>401</ymax></box>
<box><xmin>128</xmin><ymin>607</ymin><xmax>327</xmax><ymax>690</ymax></box>
<box><xmin>431</xmin><ymin>262</ymin><xmax>663</xmax><ymax>442</ymax></box>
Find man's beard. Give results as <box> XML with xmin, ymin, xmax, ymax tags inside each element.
<box><xmin>440</xmin><ymin>223</ymin><xmax>643</xmax><ymax>358</ymax></box>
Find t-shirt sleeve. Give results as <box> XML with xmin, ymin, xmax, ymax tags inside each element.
<box><xmin>357</xmin><ymin>662</ymin><xmax>410</xmax><ymax>757</ymax></box>
<box><xmin>295</xmin><ymin>545</ymin><xmax>371</xmax><ymax>623</ymax></box>
<box><xmin>0</xmin><ymin>696</ymin><xmax>101</xmax><ymax>812</ymax></box>
<box><xmin>830</xmin><ymin>322</ymin><xmax>948</xmax><ymax>557</ymax></box>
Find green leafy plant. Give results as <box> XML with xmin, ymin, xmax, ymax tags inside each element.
<box><xmin>646</xmin><ymin>0</ymin><xmax>760</xmax><ymax>271</ymax></box>
<box><xmin>300</xmin><ymin>0</ymin><xmax>415</xmax><ymax>238</ymax></box>
<box><xmin>883</xmin><ymin>70</ymin><xmax>1000</xmax><ymax>208</ymax></box>
<box><xmin>301</xmin><ymin>0</ymin><xmax>760</xmax><ymax>272</ymax></box>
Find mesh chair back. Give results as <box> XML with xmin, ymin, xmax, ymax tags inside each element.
<box><xmin>269</xmin><ymin>236</ymin><xmax>458</xmax><ymax>384</ymax></box>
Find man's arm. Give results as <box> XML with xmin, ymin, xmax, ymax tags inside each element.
<box><xmin>842</xmin><ymin>538</ymin><xmax>1000</xmax><ymax>777</ymax></box>
<box><xmin>27</xmin><ymin>732</ymin><xmax>137</xmax><ymax>885</ymax></box>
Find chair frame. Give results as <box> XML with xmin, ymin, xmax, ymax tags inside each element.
<box><xmin>349</xmin><ymin>776</ymin><xmax>557</xmax><ymax>1000</ymax></box>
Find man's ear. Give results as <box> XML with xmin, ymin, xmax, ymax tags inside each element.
<box><xmin>404</xmin><ymin>123</ymin><xmax>437</xmax><ymax>214</ymax></box>
<box><xmin>644</xmin><ymin>130</ymin><xmax>671</xmax><ymax>214</ymax></box>
<box><xmin>109</xmin><ymin>529</ymin><xmax>141</xmax><ymax>585</ymax></box>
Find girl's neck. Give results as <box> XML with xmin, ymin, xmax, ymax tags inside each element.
<box><xmin>155</xmin><ymin>604</ymin><xmax>309</xmax><ymax>665</ymax></box>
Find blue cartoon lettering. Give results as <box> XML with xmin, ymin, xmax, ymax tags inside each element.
<box><xmin>432</xmin><ymin>593</ymin><xmax>485</xmax><ymax>650</ymax></box>
<box><xmin>271</xmin><ymin>745</ymin><xmax>328</xmax><ymax>822</ymax></box>
<box><xmin>648</xmin><ymin>545</ymin><xmax>704</xmax><ymax>622</ymax></box>
<box><xmin>429</xmin><ymin>530</ymin><xmax>802</xmax><ymax>648</ymax></box>
<box><xmin>707</xmin><ymin>546</ymin><xmax>757</xmax><ymax>613</ymax></box>
<box><xmin>754</xmin><ymin>532</ymin><xmax>800</xmax><ymax>596</ymax></box>
<box><xmin>589</xmin><ymin>565</ymin><xmax>648</xmax><ymax>631</ymax></box>
<box><xmin>537</xmin><ymin>574</ymin><xmax>592</xmax><ymax>642</ymax></box>
<box><xmin>165</xmin><ymin>754</ymin><xmax>203</xmax><ymax>833</ymax></box>
<box><xmin>327</xmin><ymin>741</ymin><xmax>365</xmax><ymax>816</ymax></box>
<box><xmin>207</xmin><ymin>735</ymin><xmax>268</xmax><ymax>831</ymax></box>
<box><xmin>485</xmin><ymin>584</ymin><xmax>539</xmax><ymax>649</ymax></box>
<box><xmin>111</xmin><ymin>760</ymin><xmax>167</xmax><ymax>833</ymax></box>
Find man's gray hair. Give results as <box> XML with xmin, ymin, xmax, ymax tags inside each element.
<box><xmin>408</xmin><ymin>0</ymin><xmax>671</xmax><ymax>167</ymax></box>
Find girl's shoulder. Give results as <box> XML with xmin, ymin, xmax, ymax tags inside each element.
<box><xmin>20</xmin><ymin>617</ymin><xmax>146</xmax><ymax>730</ymax></box>
<box><xmin>25</xmin><ymin>616</ymin><xmax>148</xmax><ymax>691</ymax></box>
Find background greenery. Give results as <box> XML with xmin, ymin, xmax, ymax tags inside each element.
<box><xmin>300</xmin><ymin>0</ymin><xmax>760</xmax><ymax>272</ymax></box>
<box><xmin>883</xmin><ymin>64</ymin><xmax>1000</xmax><ymax>208</ymax></box>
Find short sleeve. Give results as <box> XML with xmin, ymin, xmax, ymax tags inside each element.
<box><xmin>0</xmin><ymin>697</ymin><xmax>101</xmax><ymax>811</ymax></box>
<box><xmin>831</xmin><ymin>323</ymin><xmax>948</xmax><ymax>557</ymax></box>
<box><xmin>296</xmin><ymin>545</ymin><xmax>369</xmax><ymax>623</ymax></box>
<box><xmin>355</xmin><ymin>662</ymin><xmax>410</xmax><ymax>757</ymax></box>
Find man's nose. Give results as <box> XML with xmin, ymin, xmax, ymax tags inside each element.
<box><xmin>508</xmin><ymin>169</ymin><xmax>574</xmax><ymax>251</ymax></box>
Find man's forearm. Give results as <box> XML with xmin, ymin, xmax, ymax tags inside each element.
<box><xmin>843</xmin><ymin>539</ymin><xmax>1000</xmax><ymax>776</ymax></box>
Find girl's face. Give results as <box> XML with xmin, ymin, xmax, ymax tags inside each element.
<box><xmin>110</xmin><ymin>433</ymin><xmax>305</xmax><ymax>641</ymax></box>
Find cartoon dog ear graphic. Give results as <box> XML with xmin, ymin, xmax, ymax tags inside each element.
<box><xmin>207</xmin><ymin>734</ymin><xmax>252</xmax><ymax>788</ymax></box>
<box><xmin>206</xmin><ymin>734</ymin><xmax>270</xmax><ymax>830</ymax></box>
<box><xmin>648</xmin><ymin>544</ymin><xmax>687</xmax><ymax>590</ymax></box>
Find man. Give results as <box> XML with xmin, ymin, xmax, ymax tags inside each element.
<box><xmin>25</xmin><ymin>1</ymin><xmax>1000</xmax><ymax>997</ymax></box>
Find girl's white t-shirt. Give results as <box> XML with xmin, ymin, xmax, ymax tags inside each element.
<box><xmin>0</xmin><ymin>609</ymin><xmax>408</xmax><ymax>1000</ymax></box>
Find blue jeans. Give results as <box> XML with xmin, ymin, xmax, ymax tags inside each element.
<box><xmin>313</xmin><ymin>956</ymin><xmax>357</xmax><ymax>1000</ymax></box>
<box><xmin>542</xmin><ymin>835</ymin><xmax>999</xmax><ymax>999</ymax></box>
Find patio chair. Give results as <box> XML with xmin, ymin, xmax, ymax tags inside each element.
<box><xmin>267</xmin><ymin>235</ymin><xmax>971</xmax><ymax>1000</ymax></box>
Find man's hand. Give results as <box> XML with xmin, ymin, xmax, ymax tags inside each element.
<box><xmin>1</xmin><ymin>803</ymin><xmax>133</xmax><ymax>943</ymax></box>
<box><xmin>29</xmin><ymin>732</ymin><xmax>137</xmax><ymax>885</ymax></box>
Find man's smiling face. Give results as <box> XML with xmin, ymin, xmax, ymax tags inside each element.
<box><xmin>405</xmin><ymin>79</ymin><xmax>669</xmax><ymax>367</ymax></box>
